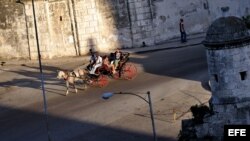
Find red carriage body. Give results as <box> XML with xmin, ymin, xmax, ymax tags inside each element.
<box><xmin>84</xmin><ymin>52</ymin><xmax>137</xmax><ymax>88</ymax></box>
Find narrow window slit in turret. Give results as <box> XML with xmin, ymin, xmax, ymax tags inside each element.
<box><xmin>240</xmin><ymin>71</ymin><xmax>247</xmax><ymax>80</ymax></box>
<box><xmin>213</xmin><ymin>74</ymin><xmax>218</xmax><ymax>82</ymax></box>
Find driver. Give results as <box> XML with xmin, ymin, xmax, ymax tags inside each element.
<box><xmin>89</xmin><ymin>52</ymin><xmax>102</xmax><ymax>75</ymax></box>
<box><xmin>87</xmin><ymin>49</ymin><xmax>96</xmax><ymax>71</ymax></box>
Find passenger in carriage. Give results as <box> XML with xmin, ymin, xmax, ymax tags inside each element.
<box><xmin>112</xmin><ymin>48</ymin><xmax>122</xmax><ymax>69</ymax></box>
<box><xmin>89</xmin><ymin>52</ymin><xmax>103</xmax><ymax>75</ymax></box>
<box><xmin>103</xmin><ymin>55</ymin><xmax>116</xmax><ymax>74</ymax></box>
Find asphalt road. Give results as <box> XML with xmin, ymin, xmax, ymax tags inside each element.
<box><xmin>0</xmin><ymin>45</ymin><xmax>210</xmax><ymax>141</ymax></box>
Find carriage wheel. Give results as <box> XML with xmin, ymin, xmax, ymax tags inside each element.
<box><xmin>112</xmin><ymin>71</ymin><xmax>120</xmax><ymax>80</ymax></box>
<box><xmin>97</xmin><ymin>75</ymin><xmax>109</xmax><ymax>87</ymax></box>
<box><xmin>122</xmin><ymin>63</ymin><xmax>137</xmax><ymax>80</ymax></box>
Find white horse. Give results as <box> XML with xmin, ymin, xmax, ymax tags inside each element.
<box><xmin>57</xmin><ymin>68</ymin><xmax>87</xmax><ymax>95</ymax></box>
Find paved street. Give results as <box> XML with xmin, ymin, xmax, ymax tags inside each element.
<box><xmin>0</xmin><ymin>40</ymin><xmax>211</xmax><ymax>141</ymax></box>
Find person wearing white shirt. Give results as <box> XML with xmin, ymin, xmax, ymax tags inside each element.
<box><xmin>89</xmin><ymin>52</ymin><xmax>103</xmax><ymax>74</ymax></box>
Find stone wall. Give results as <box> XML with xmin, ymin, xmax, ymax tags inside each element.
<box><xmin>153</xmin><ymin>0</ymin><xmax>250</xmax><ymax>43</ymax></box>
<box><xmin>129</xmin><ymin>0</ymin><xmax>154</xmax><ymax>46</ymax></box>
<box><xmin>47</xmin><ymin>0</ymin><xmax>77</xmax><ymax>58</ymax></box>
<box><xmin>0</xmin><ymin>0</ymin><xmax>29</xmax><ymax>59</ymax></box>
<box><xmin>154</xmin><ymin>0</ymin><xmax>209</xmax><ymax>43</ymax></box>
<box><xmin>0</xmin><ymin>0</ymin><xmax>250</xmax><ymax>59</ymax></box>
<box><xmin>74</xmin><ymin>0</ymin><xmax>121</xmax><ymax>54</ymax></box>
<box><xmin>194</xmin><ymin>102</ymin><xmax>250</xmax><ymax>140</ymax></box>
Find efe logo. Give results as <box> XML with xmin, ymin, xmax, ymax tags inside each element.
<box><xmin>224</xmin><ymin>125</ymin><xmax>249</xmax><ymax>141</ymax></box>
<box><xmin>228</xmin><ymin>129</ymin><xmax>246</xmax><ymax>136</ymax></box>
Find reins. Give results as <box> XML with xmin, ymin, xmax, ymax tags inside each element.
<box><xmin>63</xmin><ymin>70</ymin><xmax>70</xmax><ymax>81</ymax></box>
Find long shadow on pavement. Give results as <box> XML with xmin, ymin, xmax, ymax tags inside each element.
<box><xmin>128</xmin><ymin>45</ymin><xmax>210</xmax><ymax>91</ymax></box>
<box><xmin>0</xmin><ymin>105</ymin><xmax>176</xmax><ymax>141</ymax></box>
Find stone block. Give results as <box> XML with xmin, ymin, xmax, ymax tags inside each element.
<box><xmin>84</xmin><ymin>15</ymin><xmax>93</xmax><ymax>22</ymax></box>
<box><xmin>129</xmin><ymin>3</ymin><xmax>136</xmax><ymax>9</ymax></box>
<box><xmin>89</xmin><ymin>21</ymin><xmax>98</xmax><ymax>27</ymax></box>
<box><xmin>87</xmin><ymin>9</ymin><xmax>96</xmax><ymax>15</ymax></box>
<box><xmin>136</xmin><ymin>21</ymin><xmax>141</xmax><ymax>26</ymax></box>
<box><xmin>85</xmin><ymin>21</ymin><xmax>91</xmax><ymax>27</ymax></box>
<box><xmin>133</xmin><ymin>33</ymin><xmax>142</xmax><ymax>40</ymax></box>
<box><xmin>128</xmin><ymin>13</ymin><xmax>135</xmax><ymax>20</ymax></box>
<box><xmin>146</xmin><ymin>25</ymin><xmax>153</xmax><ymax>31</ymax></box>
<box><xmin>135</xmin><ymin>2</ymin><xmax>142</xmax><ymax>8</ymax></box>
<box><xmin>136</xmin><ymin>7</ymin><xmax>144</xmax><ymax>14</ymax></box>
<box><xmin>195</xmin><ymin>124</ymin><xmax>209</xmax><ymax>138</ymax></box>
<box><xmin>140</xmin><ymin>20</ymin><xmax>146</xmax><ymax>26</ymax></box>
<box><xmin>135</xmin><ymin>27</ymin><xmax>142</xmax><ymax>33</ymax></box>
<box><xmin>143</xmin><ymin>38</ymin><xmax>155</xmax><ymax>45</ymax></box>
<box><xmin>144</xmin><ymin>13</ymin><xmax>152</xmax><ymax>19</ymax></box>
<box><xmin>93</xmin><ymin>15</ymin><xmax>98</xmax><ymax>21</ymax></box>
<box><xmin>213</xmin><ymin>105</ymin><xmax>225</xmax><ymax>113</ymax></box>
<box><xmin>141</xmin><ymin>32</ymin><xmax>147</xmax><ymax>38</ymax></box>
<box><xmin>140</xmin><ymin>19</ymin><xmax>150</xmax><ymax>26</ymax></box>
<box><xmin>141</xmin><ymin>1</ymin><xmax>149</xmax><ymax>7</ymax></box>
<box><xmin>222</xmin><ymin>97</ymin><xmax>239</xmax><ymax>104</ymax></box>
<box><xmin>137</xmin><ymin>14</ymin><xmax>144</xmax><ymax>20</ymax></box>
<box><xmin>128</xmin><ymin>0</ymin><xmax>135</xmax><ymax>3</ymax></box>
<box><xmin>145</xmin><ymin>31</ymin><xmax>152</xmax><ymax>37</ymax></box>
<box><xmin>86</xmin><ymin>4</ymin><xmax>92</xmax><ymax>9</ymax></box>
<box><xmin>78</xmin><ymin>28</ymin><xmax>86</xmax><ymax>35</ymax></box>
<box><xmin>209</xmin><ymin>123</ymin><xmax>224</xmax><ymax>137</ymax></box>
<box><xmin>85</xmin><ymin>27</ymin><xmax>95</xmax><ymax>33</ymax></box>
<box><xmin>91</xmin><ymin>2</ymin><xmax>96</xmax><ymax>8</ymax></box>
<box><xmin>237</xmin><ymin>108</ymin><xmax>249</xmax><ymax>119</ymax></box>
<box><xmin>236</xmin><ymin>101</ymin><xmax>250</xmax><ymax>109</ymax></box>
<box><xmin>144</xmin><ymin>8</ymin><xmax>150</xmax><ymax>13</ymax></box>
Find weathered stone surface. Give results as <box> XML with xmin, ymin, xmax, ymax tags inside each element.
<box><xmin>204</xmin><ymin>17</ymin><xmax>250</xmax><ymax>46</ymax></box>
<box><xmin>181</xmin><ymin>16</ymin><xmax>250</xmax><ymax>141</ymax></box>
<box><xmin>203</xmin><ymin>16</ymin><xmax>250</xmax><ymax>52</ymax></box>
<box><xmin>1</xmin><ymin>0</ymin><xmax>250</xmax><ymax>59</ymax></box>
<box><xmin>0</xmin><ymin>0</ymin><xmax>29</xmax><ymax>59</ymax></box>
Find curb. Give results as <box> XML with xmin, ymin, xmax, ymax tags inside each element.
<box><xmin>133</xmin><ymin>42</ymin><xmax>203</xmax><ymax>54</ymax></box>
<box><xmin>1</xmin><ymin>36</ymin><xmax>205</xmax><ymax>66</ymax></box>
<box><xmin>123</xmin><ymin>40</ymin><xmax>203</xmax><ymax>54</ymax></box>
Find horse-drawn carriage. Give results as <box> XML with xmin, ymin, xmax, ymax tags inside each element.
<box><xmin>86</xmin><ymin>52</ymin><xmax>137</xmax><ymax>86</ymax></box>
<box><xmin>57</xmin><ymin>52</ymin><xmax>137</xmax><ymax>95</ymax></box>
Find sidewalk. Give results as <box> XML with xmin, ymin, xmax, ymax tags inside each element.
<box><xmin>122</xmin><ymin>32</ymin><xmax>205</xmax><ymax>54</ymax></box>
<box><xmin>0</xmin><ymin>33</ymin><xmax>205</xmax><ymax>67</ymax></box>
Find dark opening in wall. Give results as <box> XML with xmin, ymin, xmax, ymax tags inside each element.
<box><xmin>213</xmin><ymin>74</ymin><xmax>218</xmax><ymax>82</ymax></box>
<box><xmin>60</xmin><ymin>16</ymin><xmax>62</xmax><ymax>21</ymax></box>
<box><xmin>240</xmin><ymin>71</ymin><xmax>247</xmax><ymax>80</ymax></box>
<box><xmin>203</xmin><ymin>3</ymin><xmax>208</xmax><ymax>9</ymax></box>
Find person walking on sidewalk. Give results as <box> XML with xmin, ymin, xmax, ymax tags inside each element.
<box><xmin>179</xmin><ymin>18</ymin><xmax>187</xmax><ymax>43</ymax></box>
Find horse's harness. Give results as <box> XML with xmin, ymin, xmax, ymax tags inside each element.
<box><xmin>63</xmin><ymin>71</ymin><xmax>77</xmax><ymax>81</ymax></box>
